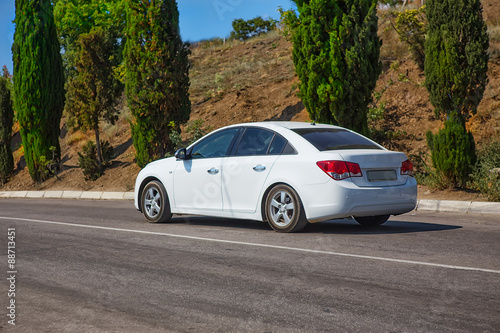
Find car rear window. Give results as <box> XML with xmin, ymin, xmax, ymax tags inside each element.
<box><xmin>292</xmin><ymin>128</ymin><xmax>382</xmax><ymax>151</ymax></box>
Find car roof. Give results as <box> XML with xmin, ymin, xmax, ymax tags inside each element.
<box><xmin>215</xmin><ymin>122</ymin><xmax>354</xmax><ymax>153</ymax></box>
<box><xmin>225</xmin><ymin>121</ymin><xmax>345</xmax><ymax>131</ymax></box>
<box><xmin>186</xmin><ymin>121</ymin><xmax>382</xmax><ymax>153</ymax></box>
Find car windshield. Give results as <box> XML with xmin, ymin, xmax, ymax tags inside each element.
<box><xmin>292</xmin><ymin>128</ymin><xmax>382</xmax><ymax>151</ymax></box>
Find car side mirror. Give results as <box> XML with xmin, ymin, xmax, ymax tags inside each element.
<box><xmin>175</xmin><ymin>148</ymin><xmax>188</xmax><ymax>160</ymax></box>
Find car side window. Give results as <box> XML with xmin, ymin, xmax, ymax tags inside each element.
<box><xmin>190</xmin><ymin>128</ymin><xmax>240</xmax><ymax>159</ymax></box>
<box><xmin>281</xmin><ymin>142</ymin><xmax>297</xmax><ymax>155</ymax></box>
<box><xmin>268</xmin><ymin>134</ymin><xmax>287</xmax><ymax>155</ymax></box>
<box><xmin>235</xmin><ymin>128</ymin><xmax>274</xmax><ymax>156</ymax></box>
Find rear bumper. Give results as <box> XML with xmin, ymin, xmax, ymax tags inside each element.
<box><xmin>299</xmin><ymin>177</ymin><xmax>417</xmax><ymax>223</ymax></box>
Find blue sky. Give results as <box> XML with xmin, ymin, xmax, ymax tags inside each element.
<box><xmin>0</xmin><ymin>0</ymin><xmax>295</xmax><ymax>74</ymax></box>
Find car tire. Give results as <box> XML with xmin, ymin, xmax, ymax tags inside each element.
<box><xmin>141</xmin><ymin>180</ymin><xmax>172</xmax><ymax>223</ymax></box>
<box><xmin>264</xmin><ymin>184</ymin><xmax>308</xmax><ymax>233</ymax></box>
<box><xmin>354</xmin><ymin>215</ymin><xmax>390</xmax><ymax>227</ymax></box>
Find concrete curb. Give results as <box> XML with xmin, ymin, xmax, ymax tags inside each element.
<box><xmin>0</xmin><ymin>191</ymin><xmax>134</xmax><ymax>201</ymax></box>
<box><xmin>0</xmin><ymin>191</ymin><xmax>499</xmax><ymax>215</ymax></box>
<box><xmin>415</xmin><ymin>199</ymin><xmax>500</xmax><ymax>215</ymax></box>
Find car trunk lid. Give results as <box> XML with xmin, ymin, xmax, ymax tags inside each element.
<box><xmin>337</xmin><ymin>150</ymin><xmax>408</xmax><ymax>187</ymax></box>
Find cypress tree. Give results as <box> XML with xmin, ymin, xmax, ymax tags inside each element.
<box><xmin>425</xmin><ymin>0</ymin><xmax>489</xmax><ymax>118</ymax></box>
<box><xmin>291</xmin><ymin>0</ymin><xmax>381</xmax><ymax>135</ymax></box>
<box><xmin>12</xmin><ymin>0</ymin><xmax>65</xmax><ymax>182</ymax></box>
<box><xmin>125</xmin><ymin>0</ymin><xmax>191</xmax><ymax>168</ymax></box>
<box><xmin>425</xmin><ymin>0</ymin><xmax>489</xmax><ymax>187</ymax></box>
<box><xmin>0</xmin><ymin>78</ymin><xmax>14</xmax><ymax>184</ymax></box>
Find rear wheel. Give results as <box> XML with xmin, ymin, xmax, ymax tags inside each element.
<box><xmin>354</xmin><ymin>215</ymin><xmax>390</xmax><ymax>227</ymax></box>
<box><xmin>264</xmin><ymin>185</ymin><xmax>308</xmax><ymax>233</ymax></box>
<box><xmin>141</xmin><ymin>180</ymin><xmax>172</xmax><ymax>223</ymax></box>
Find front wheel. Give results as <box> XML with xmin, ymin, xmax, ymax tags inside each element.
<box><xmin>141</xmin><ymin>180</ymin><xmax>172</xmax><ymax>223</ymax></box>
<box><xmin>354</xmin><ymin>215</ymin><xmax>390</xmax><ymax>227</ymax></box>
<box><xmin>264</xmin><ymin>185</ymin><xmax>308</xmax><ymax>233</ymax></box>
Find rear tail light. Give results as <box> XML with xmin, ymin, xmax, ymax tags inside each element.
<box><xmin>317</xmin><ymin>161</ymin><xmax>362</xmax><ymax>181</ymax></box>
<box><xmin>401</xmin><ymin>159</ymin><xmax>414</xmax><ymax>177</ymax></box>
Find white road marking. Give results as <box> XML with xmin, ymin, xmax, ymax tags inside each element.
<box><xmin>2</xmin><ymin>216</ymin><xmax>500</xmax><ymax>274</ymax></box>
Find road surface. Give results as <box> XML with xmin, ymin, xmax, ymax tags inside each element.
<box><xmin>0</xmin><ymin>199</ymin><xmax>499</xmax><ymax>332</ymax></box>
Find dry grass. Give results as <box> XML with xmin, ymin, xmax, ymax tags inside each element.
<box><xmin>66</xmin><ymin>132</ymin><xmax>86</xmax><ymax>146</ymax></box>
<box><xmin>488</xmin><ymin>24</ymin><xmax>500</xmax><ymax>60</ymax></box>
<box><xmin>189</xmin><ymin>30</ymin><xmax>294</xmax><ymax>105</ymax></box>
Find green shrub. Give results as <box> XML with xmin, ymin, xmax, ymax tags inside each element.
<box><xmin>277</xmin><ymin>7</ymin><xmax>298</xmax><ymax>41</ymax></box>
<box><xmin>426</xmin><ymin>113</ymin><xmax>476</xmax><ymax>188</ymax></box>
<box><xmin>100</xmin><ymin>140</ymin><xmax>113</xmax><ymax>165</ymax></box>
<box><xmin>165</xmin><ymin>121</ymin><xmax>182</xmax><ymax>157</ymax></box>
<box><xmin>78</xmin><ymin>140</ymin><xmax>113</xmax><ymax>181</ymax></box>
<box><xmin>384</xmin><ymin>6</ymin><xmax>426</xmax><ymax>71</ymax></box>
<box><xmin>186</xmin><ymin>119</ymin><xmax>212</xmax><ymax>143</ymax></box>
<box><xmin>368</xmin><ymin>101</ymin><xmax>386</xmax><ymax>123</ymax></box>
<box><xmin>469</xmin><ymin>142</ymin><xmax>500</xmax><ymax>201</ymax></box>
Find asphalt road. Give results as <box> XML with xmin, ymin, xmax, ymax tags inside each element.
<box><xmin>0</xmin><ymin>199</ymin><xmax>499</xmax><ymax>332</ymax></box>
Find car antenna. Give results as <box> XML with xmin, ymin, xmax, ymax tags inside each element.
<box><xmin>312</xmin><ymin>110</ymin><xmax>319</xmax><ymax>125</ymax></box>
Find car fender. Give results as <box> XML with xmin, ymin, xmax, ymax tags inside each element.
<box><xmin>134</xmin><ymin>158</ymin><xmax>177</xmax><ymax>211</ymax></box>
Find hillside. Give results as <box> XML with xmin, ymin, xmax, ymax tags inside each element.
<box><xmin>2</xmin><ymin>4</ymin><xmax>499</xmax><ymax>202</ymax></box>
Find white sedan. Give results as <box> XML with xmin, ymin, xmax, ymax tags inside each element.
<box><xmin>134</xmin><ymin>122</ymin><xmax>417</xmax><ymax>232</ymax></box>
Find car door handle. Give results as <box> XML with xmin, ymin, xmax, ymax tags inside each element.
<box><xmin>253</xmin><ymin>164</ymin><xmax>266</xmax><ymax>172</ymax></box>
<box><xmin>207</xmin><ymin>167</ymin><xmax>219</xmax><ymax>175</ymax></box>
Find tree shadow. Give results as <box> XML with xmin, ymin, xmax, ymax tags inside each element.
<box><xmin>267</xmin><ymin>101</ymin><xmax>305</xmax><ymax>121</ymax></box>
<box><xmin>60</xmin><ymin>123</ymin><xmax>69</xmax><ymax>140</ymax></box>
<box><xmin>114</xmin><ymin>137</ymin><xmax>133</xmax><ymax>158</ymax></box>
<box><xmin>10</xmin><ymin>131</ymin><xmax>22</xmax><ymax>151</ymax></box>
<box><xmin>14</xmin><ymin>155</ymin><xmax>26</xmax><ymax>175</ymax></box>
<box><xmin>107</xmin><ymin>160</ymin><xmax>132</xmax><ymax>170</ymax></box>
<box><xmin>60</xmin><ymin>164</ymin><xmax>79</xmax><ymax>171</ymax></box>
<box><xmin>60</xmin><ymin>154</ymin><xmax>72</xmax><ymax>165</ymax></box>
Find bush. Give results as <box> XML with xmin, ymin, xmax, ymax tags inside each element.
<box><xmin>469</xmin><ymin>142</ymin><xmax>500</xmax><ymax>201</ymax></box>
<box><xmin>384</xmin><ymin>6</ymin><xmax>426</xmax><ymax>71</ymax></box>
<box><xmin>277</xmin><ymin>7</ymin><xmax>298</xmax><ymax>41</ymax></box>
<box><xmin>186</xmin><ymin>119</ymin><xmax>212</xmax><ymax>143</ymax></box>
<box><xmin>426</xmin><ymin>113</ymin><xmax>476</xmax><ymax>188</ymax></box>
<box><xmin>78</xmin><ymin>140</ymin><xmax>113</xmax><ymax>181</ymax></box>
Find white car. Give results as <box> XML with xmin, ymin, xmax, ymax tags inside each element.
<box><xmin>134</xmin><ymin>122</ymin><xmax>417</xmax><ymax>232</ymax></box>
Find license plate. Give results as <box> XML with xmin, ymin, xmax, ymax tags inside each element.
<box><xmin>367</xmin><ymin>170</ymin><xmax>397</xmax><ymax>181</ymax></box>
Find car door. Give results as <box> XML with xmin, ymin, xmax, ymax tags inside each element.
<box><xmin>222</xmin><ymin>128</ymin><xmax>287</xmax><ymax>213</ymax></box>
<box><xmin>173</xmin><ymin>128</ymin><xmax>240</xmax><ymax>212</ymax></box>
